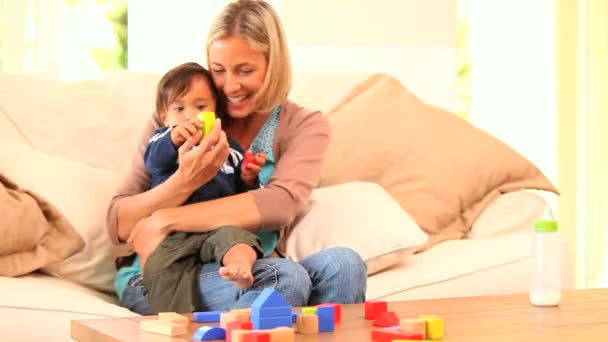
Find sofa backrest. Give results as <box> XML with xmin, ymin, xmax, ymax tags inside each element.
<box><xmin>0</xmin><ymin>71</ymin><xmax>369</xmax><ymax>173</ymax></box>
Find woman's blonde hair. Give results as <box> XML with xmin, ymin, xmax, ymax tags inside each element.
<box><xmin>206</xmin><ymin>0</ymin><xmax>291</xmax><ymax>113</ymax></box>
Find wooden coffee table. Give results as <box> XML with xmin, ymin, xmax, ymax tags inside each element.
<box><xmin>71</xmin><ymin>289</ymin><xmax>608</xmax><ymax>341</ymax></box>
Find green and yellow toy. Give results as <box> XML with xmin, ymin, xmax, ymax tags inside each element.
<box><xmin>196</xmin><ymin>111</ymin><xmax>216</xmax><ymax>141</ymax></box>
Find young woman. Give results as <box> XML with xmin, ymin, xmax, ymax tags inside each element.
<box><xmin>107</xmin><ymin>0</ymin><xmax>367</xmax><ymax>314</ymax></box>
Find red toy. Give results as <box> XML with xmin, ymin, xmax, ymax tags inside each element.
<box><xmin>372</xmin><ymin>311</ymin><xmax>400</xmax><ymax>327</ymax></box>
<box><xmin>364</xmin><ymin>300</ymin><xmax>387</xmax><ymax>320</ymax></box>
<box><xmin>226</xmin><ymin>321</ymin><xmax>252</xmax><ymax>342</ymax></box>
<box><xmin>244</xmin><ymin>150</ymin><xmax>254</xmax><ymax>167</ymax></box>
<box><xmin>371</xmin><ymin>329</ymin><xmax>424</xmax><ymax>341</ymax></box>
<box><xmin>243</xmin><ymin>332</ymin><xmax>271</xmax><ymax>342</ymax></box>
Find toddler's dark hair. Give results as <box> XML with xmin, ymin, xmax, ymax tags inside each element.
<box><xmin>155</xmin><ymin>62</ymin><xmax>225</xmax><ymax>118</ymax></box>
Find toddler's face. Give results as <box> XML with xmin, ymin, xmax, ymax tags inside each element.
<box><xmin>163</xmin><ymin>76</ymin><xmax>217</xmax><ymax>127</ymax></box>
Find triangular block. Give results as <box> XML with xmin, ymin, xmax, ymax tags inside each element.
<box><xmin>251</xmin><ymin>288</ymin><xmax>289</xmax><ymax>308</ymax></box>
<box><xmin>373</xmin><ymin>311</ymin><xmax>400</xmax><ymax>327</ymax></box>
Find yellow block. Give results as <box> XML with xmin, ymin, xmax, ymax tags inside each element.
<box><xmin>419</xmin><ymin>315</ymin><xmax>444</xmax><ymax>340</ymax></box>
<box><xmin>197</xmin><ymin>111</ymin><xmax>216</xmax><ymax>138</ymax></box>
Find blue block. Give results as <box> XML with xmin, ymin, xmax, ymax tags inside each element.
<box><xmin>316</xmin><ymin>306</ymin><xmax>335</xmax><ymax>332</ymax></box>
<box><xmin>251</xmin><ymin>306</ymin><xmax>292</xmax><ymax>321</ymax></box>
<box><xmin>251</xmin><ymin>288</ymin><xmax>289</xmax><ymax>309</ymax></box>
<box><xmin>192</xmin><ymin>311</ymin><xmax>225</xmax><ymax>323</ymax></box>
<box><xmin>252</xmin><ymin>315</ymin><xmax>292</xmax><ymax>330</ymax></box>
<box><xmin>192</xmin><ymin>326</ymin><xmax>225</xmax><ymax>341</ymax></box>
<box><xmin>292</xmin><ymin>311</ymin><xmax>301</xmax><ymax>323</ymax></box>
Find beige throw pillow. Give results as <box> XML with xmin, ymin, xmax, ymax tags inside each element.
<box><xmin>0</xmin><ymin>172</ymin><xmax>84</xmax><ymax>276</ymax></box>
<box><xmin>0</xmin><ymin>141</ymin><xmax>121</xmax><ymax>292</ymax></box>
<box><xmin>320</xmin><ymin>74</ymin><xmax>558</xmax><ymax>250</ymax></box>
<box><xmin>286</xmin><ymin>182</ymin><xmax>428</xmax><ymax>275</ymax></box>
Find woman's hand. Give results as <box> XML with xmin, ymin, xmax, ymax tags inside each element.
<box><xmin>175</xmin><ymin>118</ymin><xmax>230</xmax><ymax>193</ymax></box>
<box><xmin>127</xmin><ymin>213</ymin><xmax>169</xmax><ymax>266</ymax></box>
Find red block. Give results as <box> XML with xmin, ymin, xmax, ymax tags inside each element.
<box><xmin>364</xmin><ymin>300</ymin><xmax>387</xmax><ymax>320</ymax></box>
<box><xmin>243</xmin><ymin>331</ymin><xmax>271</xmax><ymax>342</ymax></box>
<box><xmin>226</xmin><ymin>321</ymin><xmax>253</xmax><ymax>342</ymax></box>
<box><xmin>371</xmin><ymin>329</ymin><xmax>424</xmax><ymax>342</ymax></box>
<box><xmin>317</xmin><ymin>303</ymin><xmax>342</xmax><ymax>323</ymax></box>
<box><xmin>244</xmin><ymin>150</ymin><xmax>254</xmax><ymax>166</ymax></box>
<box><xmin>372</xmin><ymin>311</ymin><xmax>400</xmax><ymax>327</ymax></box>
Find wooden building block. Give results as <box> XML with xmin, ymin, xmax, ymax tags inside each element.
<box><xmin>252</xmin><ymin>315</ymin><xmax>292</xmax><ymax>330</ymax></box>
<box><xmin>192</xmin><ymin>326</ymin><xmax>225</xmax><ymax>341</ymax></box>
<box><xmin>221</xmin><ymin>311</ymin><xmax>251</xmax><ymax>328</ymax></box>
<box><xmin>291</xmin><ymin>311</ymin><xmax>301</xmax><ymax>323</ymax></box>
<box><xmin>268</xmin><ymin>327</ymin><xmax>295</xmax><ymax>342</ymax></box>
<box><xmin>316</xmin><ymin>306</ymin><xmax>335</xmax><ymax>332</ymax></box>
<box><xmin>243</xmin><ymin>331</ymin><xmax>271</xmax><ymax>342</ymax></box>
<box><xmin>226</xmin><ymin>321</ymin><xmax>253</xmax><ymax>342</ymax></box>
<box><xmin>317</xmin><ymin>303</ymin><xmax>342</xmax><ymax>322</ymax></box>
<box><xmin>158</xmin><ymin>312</ymin><xmax>189</xmax><ymax>325</ymax></box>
<box><xmin>251</xmin><ymin>288</ymin><xmax>290</xmax><ymax>308</ymax></box>
<box><xmin>365</xmin><ymin>300</ymin><xmax>387</xmax><ymax>320</ymax></box>
<box><xmin>419</xmin><ymin>315</ymin><xmax>444</xmax><ymax>340</ymax></box>
<box><xmin>301</xmin><ymin>307</ymin><xmax>317</xmax><ymax>315</ymax></box>
<box><xmin>371</xmin><ymin>328</ymin><xmax>424</xmax><ymax>342</ymax></box>
<box><xmin>400</xmin><ymin>318</ymin><xmax>427</xmax><ymax>338</ymax></box>
<box><xmin>230</xmin><ymin>329</ymin><xmax>249</xmax><ymax>342</ymax></box>
<box><xmin>140</xmin><ymin>319</ymin><xmax>187</xmax><ymax>336</ymax></box>
<box><xmin>373</xmin><ymin>311</ymin><xmax>400</xmax><ymax>327</ymax></box>
<box><xmin>252</xmin><ymin>306</ymin><xmax>292</xmax><ymax>319</ymax></box>
<box><xmin>296</xmin><ymin>314</ymin><xmax>318</xmax><ymax>334</ymax></box>
<box><xmin>193</xmin><ymin>310</ymin><xmax>224</xmax><ymax>323</ymax></box>
<box><xmin>231</xmin><ymin>308</ymin><xmax>252</xmax><ymax>321</ymax></box>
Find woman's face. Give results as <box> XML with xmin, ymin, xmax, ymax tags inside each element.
<box><xmin>209</xmin><ymin>36</ymin><xmax>267</xmax><ymax>118</ymax></box>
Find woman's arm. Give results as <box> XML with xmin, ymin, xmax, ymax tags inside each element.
<box><xmin>162</xmin><ymin>102</ymin><xmax>330</xmax><ymax>235</ymax></box>
<box><xmin>107</xmin><ymin>116</ymin><xmax>229</xmax><ymax>243</ymax></box>
<box><xmin>149</xmin><ymin>191</ymin><xmax>263</xmax><ymax>233</ymax></box>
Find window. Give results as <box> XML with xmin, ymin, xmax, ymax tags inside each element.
<box><xmin>0</xmin><ymin>0</ymin><xmax>127</xmax><ymax>79</ymax></box>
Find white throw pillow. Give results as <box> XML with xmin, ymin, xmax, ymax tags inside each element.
<box><xmin>469</xmin><ymin>190</ymin><xmax>552</xmax><ymax>239</ymax></box>
<box><xmin>286</xmin><ymin>182</ymin><xmax>428</xmax><ymax>275</ymax></box>
<box><xmin>0</xmin><ymin>140</ymin><xmax>121</xmax><ymax>293</ymax></box>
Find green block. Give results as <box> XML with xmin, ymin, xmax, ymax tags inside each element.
<box><xmin>196</xmin><ymin>111</ymin><xmax>216</xmax><ymax>138</ymax></box>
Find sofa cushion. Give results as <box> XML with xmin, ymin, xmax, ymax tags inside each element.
<box><xmin>0</xmin><ymin>172</ymin><xmax>84</xmax><ymax>277</ymax></box>
<box><xmin>0</xmin><ymin>72</ymin><xmax>159</xmax><ymax>173</ymax></box>
<box><xmin>469</xmin><ymin>190</ymin><xmax>555</xmax><ymax>239</ymax></box>
<box><xmin>320</xmin><ymin>74</ymin><xmax>558</xmax><ymax>250</ymax></box>
<box><xmin>0</xmin><ymin>272</ymin><xmax>135</xmax><ymax>316</ymax></box>
<box><xmin>0</xmin><ymin>141</ymin><xmax>121</xmax><ymax>293</ymax></box>
<box><xmin>286</xmin><ymin>182</ymin><xmax>428</xmax><ymax>275</ymax></box>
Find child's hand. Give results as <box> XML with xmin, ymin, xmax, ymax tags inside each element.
<box><xmin>241</xmin><ymin>151</ymin><xmax>267</xmax><ymax>185</ymax></box>
<box><xmin>170</xmin><ymin>117</ymin><xmax>202</xmax><ymax>147</ymax></box>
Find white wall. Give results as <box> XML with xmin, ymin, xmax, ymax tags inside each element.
<box><xmin>462</xmin><ymin>0</ymin><xmax>557</xmax><ymax>183</ymax></box>
<box><xmin>128</xmin><ymin>0</ymin><xmax>457</xmax><ymax>111</ymax></box>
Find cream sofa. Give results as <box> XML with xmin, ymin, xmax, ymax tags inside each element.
<box><xmin>0</xmin><ymin>71</ymin><xmax>573</xmax><ymax>341</ymax></box>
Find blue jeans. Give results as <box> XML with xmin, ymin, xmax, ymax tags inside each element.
<box><xmin>120</xmin><ymin>247</ymin><xmax>367</xmax><ymax>315</ymax></box>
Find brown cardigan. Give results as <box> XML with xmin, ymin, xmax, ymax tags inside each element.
<box><xmin>106</xmin><ymin>100</ymin><xmax>331</xmax><ymax>255</ymax></box>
